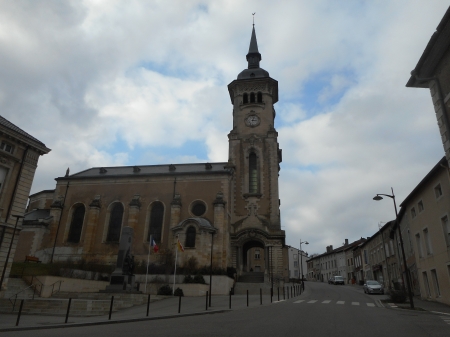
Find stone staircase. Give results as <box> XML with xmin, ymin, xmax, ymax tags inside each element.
<box><xmin>233</xmin><ymin>272</ymin><xmax>273</xmax><ymax>295</ymax></box>
<box><xmin>2</xmin><ymin>278</ymin><xmax>37</xmax><ymax>300</ymax></box>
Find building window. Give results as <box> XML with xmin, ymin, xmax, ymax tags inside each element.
<box><xmin>431</xmin><ymin>269</ymin><xmax>440</xmax><ymax>297</ymax></box>
<box><xmin>434</xmin><ymin>184</ymin><xmax>443</xmax><ymax>199</ymax></box>
<box><xmin>294</xmin><ymin>270</ymin><xmax>298</xmax><ymax>277</ymax></box>
<box><xmin>191</xmin><ymin>201</ymin><xmax>206</xmax><ymax>217</ymax></box>
<box><xmin>423</xmin><ymin>272</ymin><xmax>431</xmax><ymax>297</ymax></box>
<box><xmin>255</xmin><ymin>249</ymin><xmax>260</xmax><ymax>259</ymax></box>
<box><xmin>442</xmin><ymin>216</ymin><xmax>450</xmax><ymax>246</ymax></box>
<box><xmin>294</xmin><ymin>261</ymin><xmax>298</xmax><ymax>267</ymax></box>
<box><xmin>418</xmin><ymin>200</ymin><xmax>424</xmax><ymax>213</ymax></box>
<box><xmin>257</xmin><ymin>92</ymin><xmax>262</xmax><ymax>103</ymax></box>
<box><xmin>0</xmin><ymin>166</ymin><xmax>7</xmax><ymax>192</ymax></box>
<box><xmin>185</xmin><ymin>226</ymin><xmax>196</xmax><ymax>248</ymax></box>
<box><xmin>148</xmin><ymin>202</ymin><xmax>164</xmax><ymax>243</ymax></box>
<box><xmin>67</xmin><ymin>204</ymin><xmax>85</xmax><ymax>243</ymax></box>
<box><xmin>243</xmin><ymin>93</ymin><xmax>248</xmax><ymax>104</ymax></box>
<box><xmin>249</xmin><ymin>152</ymin><xmax>258</xmax><ymax>193</ymax></box>
<box><xmin>107</xmin><ymin>203</ymin><xmax>123</xmax><ymax>242</ymax></box>
<box><xmin>411</xmin><ymin>207</ymin><xmax>416</xmax><ymax>218</ymax></box>
<box><xmin>424</xmin><ymin>228</ymin><xmax>432</xmax><ymax>255</ymax></box>
<box><xmin>250</xmin><ymin>92</ymin><xmax>255</xmax><ymax>103</ymax></box>
<box><xmin>0</xmin><ymin>141</ymin><xmax>14</xmax><ymax>154</ymax></box>
<box><xmin>415</xmin><ymin>234</ymin><xmax>423</xmax><ymax>258</ymax></box>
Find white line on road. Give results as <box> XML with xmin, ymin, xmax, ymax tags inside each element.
<box><xmin>322</xmin><ymin>300</ymin><xmax>331</xmax><ymax>304</ymax></box>
<box><xmin>307</xmin><ymin>300</ymin><xmax>317</xmax><ymax>303</ymax></box>
<box><xmin>351</xmin><ymin>302</ymin><xmax>359</xmax><ymax>306</ymax></box>
<box><xmin>294</xmin><ymin>300</ymin><xmax>304</xmax><ymax>303</ymax></box>
<box><xmin>336</xmin><ymin>301</ymin><xmax>345</xmax><ymax>305</ymax></box>
<box><xmin>366</xmin><ymin>303</ymin><xmax>375</xmax><ymax>307</ymax></box>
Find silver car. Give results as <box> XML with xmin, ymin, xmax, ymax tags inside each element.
<box><xmin>363</xmin><ymin>280</ymin><xmax>384</xmax><ymax>294</ymax></box>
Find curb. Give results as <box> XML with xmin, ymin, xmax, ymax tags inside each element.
<box><xmin>0</xmin><ymin>309</ymin><xmax>231</xmax><ymax>332</ymax></box>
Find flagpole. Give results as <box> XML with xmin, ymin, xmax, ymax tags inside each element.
<box><xmin>173</xmin><ymin>237</ymin><xmax>178</xmax><ymax>295</ymax></box>
<box><xmin>145</xmin><ymin>235</ymin><xmax>152</xmax><ymax>293</ymax></box>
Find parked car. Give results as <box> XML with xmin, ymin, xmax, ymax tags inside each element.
<box><xmin>363</xmin><ymin>280</ymin><xmax>384</xmax><ymax>294</ymax></box>
<box><xmin>331</xmin><ymin>276</ymin><xmax>344</xmax><ymax>285</ymax></box>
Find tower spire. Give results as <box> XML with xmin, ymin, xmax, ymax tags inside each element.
<box><xmin>246</xmin><ymin>21</ymin><xmax>261</xmax><ymax>69</ymax></box>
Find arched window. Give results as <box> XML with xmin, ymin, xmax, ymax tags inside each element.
<box><xmin>250</xmin><ymin>92</ymin><xmax>255</xmax><ymax>103</ymax></box>
<box><xmin>107</xmin><ymin>203</ymin><xmax>123</xmax><ymax>242</ymax></box>
<box><xmin>257</xmin><ymin>92</ymin><xmax>262</xmax><ymax>103</ymax></box>
<box><xmin>243</xmin><ymin>93</ymin><xmax>248</xmax><ymax>104</ymax></box>
<box><xmin>249</xmin><ymin>152</ymin><xmax>258</xmax><ymax>193</ymax></box>
<box><xmin>148</xmin><ymin>202</ymin><xmax>164</xmax><ymax>243</ymax></box>
<box><xmin>185</xmin><ymin>226</ymin><xmax>196</xmax><ymax>248</ymax></box>
<box><xmin>67</xmin><ymin>204</ymin><xmax>85</xmax><ymax>243</ymax></box>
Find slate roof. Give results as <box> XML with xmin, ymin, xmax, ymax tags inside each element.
<box><xmin>0</xmin><ymin>115</ymin><xmax>50</xmax><ymax>153</ymax></box>
<box><xmin>58</xmin><ymin>162</ymin><xmax>231</xmax><ymax>180</ymax></box>
<box><xmin>24</xmin><ymin>209</ymin><xmax>52</xmax><ymax>222</ymax></box>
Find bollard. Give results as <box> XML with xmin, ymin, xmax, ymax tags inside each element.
<box><xmin>283</xmin><ymin>286</ymin><xmax>285</xmax><ymax>300</ymax></box>
<box><xmin>65</xmin><ymin>298</ymin><xmax>72</xmax><ymax>323</ymax></box>
<box><xmin>247</xmin><ymin>290</ymin><xmax>249</xmax><ymax>307</ymax></box>
<box><xmin>146</xmin><ymin>294</ymin><xmax>151</xmax><ymax>317</ymax></box>
<box><xmin>270</xmin><ymin>288</ymin><xmax>273</xmax><ymax>303</ymax></box>
<box><xmin>278</xmin><ymin>287</ymin><xmax>280</xmax><ymax>301</ymax></box>
<box><xmin>206</xmin><ymin>291</ymin><xmax>208</xmax><ymax>311</ymax></box>
<box><xmin>178</xmin><ymin>295</ymin><xmax>181</xmax><ymax>313</ymax></box>
<box><xmin>287</xmin><ymin>286</ymin><xmax>289</xmax><ymax>299</ymax></box>
<box><xmin>15</xmin><ymin>300</ymin><xmax>24</xmax><ymax>326</ymax></box>
<box><xmin>229</xmin><ymin>290</ymin><xmax>231</xmax><ymax>309</ymax></box>
<box><xmin>260</xmin><ymin>288</ymin><xmax>262</xmax><ymax>305</ymax></box>
<box><xmin>109</xmin><ymin>296</ymin><xmax>114</xmax><ymax>320</ymax></box>
<box><xmin>291</xmin><ymin>286</ymin><xmax>293</xmax><ymax>298</ymax></box>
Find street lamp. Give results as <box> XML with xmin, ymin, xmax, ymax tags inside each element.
<box><xmin>0</xmin><ymin>215</ymin><xmax>25</xmax><ymax>290</ymax></box>
<box><xmin>299</xmin><ymin>239</ymin><xmax>308</xmax><ymax>290</ymax></box>
<box><xmin>373</xmin><ymin>187</ymin><xmax>414</xmax><ymax>309</ymax></box>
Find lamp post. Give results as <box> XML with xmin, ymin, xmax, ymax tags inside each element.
<box><xmin>300</xmin><ymin>239</ymin><xmax>308</xmax><ymax>289</ymax></box>
<box><xmin>209</xmin><ymin>232</ymin><xmax>214</xmax><ymax>307</ymax></box>
<box><xmin>0</xmin><ymin>215</ymin><xmax>25</xmax><ymax>290</ymax></box>
<box><xmin>373</xmin><ymin>187</ymin><xmax>414</xmax><ymax>309</ymax></box>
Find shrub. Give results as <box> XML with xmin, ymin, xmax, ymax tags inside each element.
<box><xmin>390</xmin><ymin>290</ymin><xmax>407</xmax><ymax>303</ymax></box>
<box><xmin>183</xmin><ymin>275</ymin><xmax>194</xmax><ymax>283</ymax></box>
<box><xmin>193</xmin><ymin>273</ymin><xmax>206</xmax><ymax>284</ymax></box>
<box><xmin>174</xmin><ymin>287</ymin><xmax>184</xmax><ymax>297</ymax></box>
<box><xmin>157</xmin><ymin>285</ymin><xmax>173</xmax><ymax>295</ymax></box>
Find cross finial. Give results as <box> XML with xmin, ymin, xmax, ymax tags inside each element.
<box><xmin>252</xmin><ymin>12</ymin><xmax>255</xmax><ymax>27</ymax></box>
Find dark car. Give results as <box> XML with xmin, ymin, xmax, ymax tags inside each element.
<box><xmin>363</xmin><ymin>280</ymin><xmax>384</xmax><ymax>294</ymax></box>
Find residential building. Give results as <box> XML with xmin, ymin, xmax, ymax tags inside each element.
<box><xmin>397</xmin><ymin>157</ymin><xmax>450</xmax><ymax>305</ymax></box>
<box><xmin>287</xmin><ymin>245</ymin><xmax>308</xmax><ymax>280</ymax></box>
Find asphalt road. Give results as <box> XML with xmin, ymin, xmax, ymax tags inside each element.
<box><xmin>7</xmin><ymin>282</ymin><xmax>450</xmax><ymax>337</ymax></box>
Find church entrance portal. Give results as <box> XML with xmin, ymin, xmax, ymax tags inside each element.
<box><xmin>242</xmin><ymin>240</ymin><xmax>265</xmax><ymax>274</ymax></box>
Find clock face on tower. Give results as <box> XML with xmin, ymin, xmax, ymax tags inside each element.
<box><xmin>245</xmin><ymin>115</ymin><xmax>260</xmax><ymax>127</ymax></box>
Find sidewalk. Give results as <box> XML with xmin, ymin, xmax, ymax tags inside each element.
<box><xmin>0</xmin><ymin>291</ymin><xmax>291</xmax><ymax>332</ymax></box>
<box><xmin>386</xmin><ymin>296</ymin><xmax>450</xmax><ymax>315</ymax></box>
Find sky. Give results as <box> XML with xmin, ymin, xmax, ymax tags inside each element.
<box><xmin>1</xmin><ymin>0</ymin><xmax>448</xmax><ymax>256</ymax></box>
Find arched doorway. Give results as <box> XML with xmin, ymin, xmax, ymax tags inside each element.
<box><xmin>242</xmin><ymin>240</ymin><xmax>265</xmax><ymax>273</ymax></box>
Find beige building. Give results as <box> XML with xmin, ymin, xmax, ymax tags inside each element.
<box><xmin>0</xmin><ymin>116</ymin><xmax>50</xmax><ymax>293</ymax></box>
<box><xmin>19</xmin><ymin>27</ymin><xmax>287</xmax><ymax>285</ymax></box>
<box><xmin>397</xmin><ymin>157</ymin><xmax>450</xmax><ymax>305</ymax></box>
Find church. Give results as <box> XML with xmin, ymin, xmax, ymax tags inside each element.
<box><xmin>18</xmin><ymin>27</ymin><xmax>287</xmax><ymax>283</ymax></box>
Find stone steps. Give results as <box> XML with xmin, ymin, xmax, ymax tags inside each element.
<box><xmin>238</xmin><ymin>272</ymin><xmax>265</xmax><ymax>283</ymax></box>
<box><xmin>2</xmin><ymin>278</ymin><xmax>36</xmax><ymax>300</ymax></box>
<box><xmin>233</xmin><ymin>281</ymin><xmax>272</xmax><ymax>295</ymax></box>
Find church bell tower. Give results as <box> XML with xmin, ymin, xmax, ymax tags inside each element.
<box><xmin>227</xmin><ymin>26</ymin><xmax>285</xmax><ymax>282</ymax></box>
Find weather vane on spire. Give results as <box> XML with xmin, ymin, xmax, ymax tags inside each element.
<box><xmin>252</xmin><ymin>12</ymin><xmax>255</xmax><ymax>26</ymax></box>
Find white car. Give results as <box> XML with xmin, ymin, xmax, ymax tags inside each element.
<box><xmin>363</xmin><ymin>280</ymin><xmax>384</xmax><ymax>294</ymax></box>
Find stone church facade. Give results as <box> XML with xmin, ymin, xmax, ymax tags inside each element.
<box><xmin>20</xmin><ymin>27</ymin><xmax>287</xmax><ymax>283</ymax></box>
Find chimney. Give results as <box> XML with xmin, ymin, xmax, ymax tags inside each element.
<box><xmin>345</xmin><ymin>239</ymin><xmax>349</xmax><ymax>246</ymax></box>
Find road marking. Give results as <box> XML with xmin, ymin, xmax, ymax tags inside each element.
<box><xmin>322</xmin><ymin>300</ymin><xmax>331</xmax><ymax>304</ymax></box>
<box><xmin>307</xmin><ymin>300</ymin><xmax>317</xmax><ymax>303</ymax></box>
<box><xmin>366</xmin><ymin>303</ymin><xmax>375</xmax><ymax>307</ymax></box>
<box><xmin>336</xmin><ymin>301</ymin><xmax>345</xmax><ymax>305</ymax></box>
<box><xmin>351</xmin><ymin>302</ymin><xmax>359</xmax><ymax>306</ymax></box>
<box><xmin>294</xmin><ymin>300</ymin><xmax>304</xmax><ymax>303</ymax></box>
